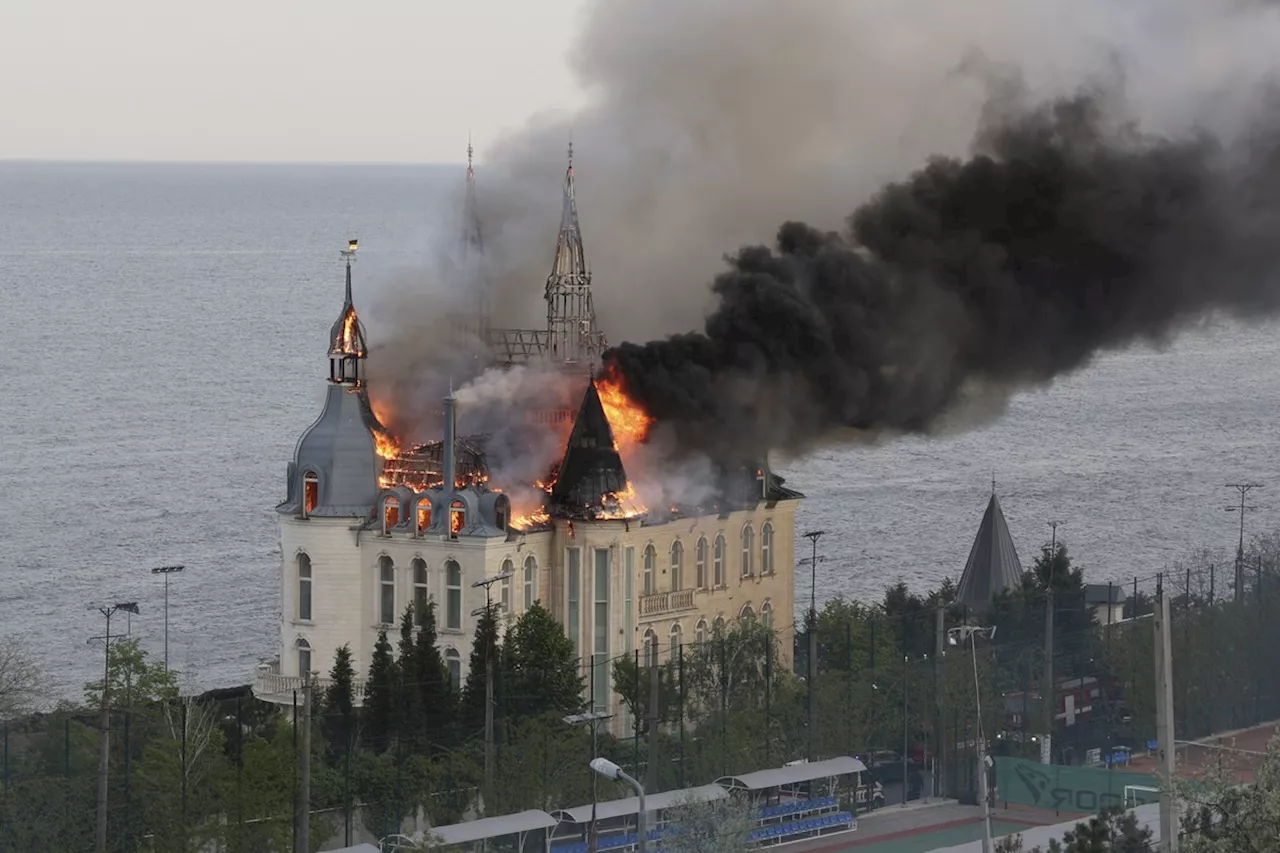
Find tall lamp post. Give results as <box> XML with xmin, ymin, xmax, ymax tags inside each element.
<box><xmin>151</xmin><ymin>564</ymin><xmax>185</xmax><ymax>672</ymax></box>
<box><xmin>591</xmin><ymin>757</ymin><xmax>647</xmax><ymax>853</ymax></box>
<box><xmin>799</xmin><ymin>530</ymin><xmax>826</xmax><ymax>761</ymax></box>
<box><xmin>566</xmin><ymin>711</ymin><xmax>613</xmax><ymax>853</ymax></box>
<box><xmin>90</xmin><ymin>601</ymin><xmax>140</xmax><ymax>853</ymax></box>
<box><xmin>472</xmin><ymin>567</ymin><xmax>513</xmax><ymax>808</ymax></box>
<box><xmin>948</xmin><ymin>624</ymin><xmax>997</xmax><ymax>853</ymax></box>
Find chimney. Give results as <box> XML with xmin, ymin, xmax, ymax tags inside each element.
<box><xmin>443</xmin><ymin>392</ymin><xmax>457</xmax><ymax>491</ymax></box>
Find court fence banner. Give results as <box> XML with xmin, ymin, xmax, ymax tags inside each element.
<box><xmin>993</xmin><ymin>756</ymin><xmax>1159</xmax><ymax>814</ymax></box>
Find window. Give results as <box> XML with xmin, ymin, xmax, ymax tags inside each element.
<box><xmin>297</xmin><ymin>553</ymin><xmax>312</xmax><ymax>621</ymax></box>
<box><xmin>303</xmin><ymin>472</ymin><xmax>318</xmax><ymax>515</ymax></box>
<box><xmin>297</xmin><ymin>639</ymin><xmax>311</xmax><ymax>677</ymax></box>
<box><xmin>378</xmin><ymin>556</ymin><xmax>395</xmax><ymax>625</ymax></box>
<box><xmin>670</xmin><ymin>541</ymin><xmax>684</xmax><ymax>592</ymax></box>
<box><xmin>624</xmin><ymin>548</ymin><xmax>634</xmax><ymax>653</ymax></box>
<box><xmin>446</xmin><ymin>648</ymin><xmax>461</xmax><ymax>689</ymax></box>
<box><xmin>669</xmin><ymin>622</ymin><xmax>682</xmax><ymax>662</ymax></box>
<box><xmin>696</xmin><ymin>619</ymin><xmax>708</xmax><ymax>646</ymax></box>
<box><xmin>417</xmin><ymin>501</ymin><xmax>432</xmax><ymax>535</ymax></box>
<box><xmin>643</xmin><ymin>545</ymin><xmax>655</xmax><ymax>595</ymax></box>
<box><xmin>740</xmin><ymin>603</ymin><xmax>755</xmax><ymax>621</ymax></box>
<box><xmin>382</xmin><ymin>497</ymin><xmax>400</xmax><ymax>534</ymax></box>
<box><xmin>643</xmin><ymin>629</ymin><xmax>659</xmax><ymax>669</ymax></box>
<box><xmin>412</xmin><ymin>559</ymin><xmax>428</xmax><ymax>626</ymax></box>
<box><xmin>762</xmin><ymin>600</ymin><xmax>774</xmax><ymax>630</ymax></box>
<box><xmin>741</xmin><ymin>524</ymin><xmax>755</xmax><ymax>578</ymax></box>
<box><xmin>523</xmin><ymin>555</ymin><xmax>537</xmax><ymax>609</ymax></box>
<box><xmin>713</xmin><ymin>536</ymin><xmax>725</xmax><ymax>587</ymax></box>
<box><xmin>695</xmin><ymin>537</ymin><xmax>708</xmax><ymax>589</ymax></box>
<box><xmin>761</xmin><ymin>522</ymin><xmax>774</xmax><ymax>574</ymax></box>
<box><xmin>446</xmin><ymin>560</ymin><xmax>462</xmax><ymax>630</ymax></box>
<box><xmin>500</xmin><ymin>559</ymin><xmax>513</xmax><ymax>612</ymax></box>
<box><xmin>449</xmin><ymin>499</ymin><xmax>466</xmax><ymax>538</ymax></box>
<box><xmin>713</xmin><ymin>616</ymin><xmax>725</xmax><ymax>635</ymax></box>
<box><xmin>495</xmin><ymin>498</ymin><xmax>508</xmax><ymax>531</ymax></box>
<box><xmin>594</xmin><ymin>549</ymin><xmax>610</xmax><ymax>713</ymax></box>
<box><xmin>567</xmin><ymin>548</ymin><xmax>581</xmax><ymax>659</ymax></box>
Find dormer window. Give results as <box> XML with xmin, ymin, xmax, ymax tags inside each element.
<box><xmin>450</xmin><ymin>499</ymin><xmax>466</xmax><ymax>539</ymax></box>
<box><xmin>495</xmin><ymin>498</ymin><xmax>508</xmax><ymax>532</ymax></box>
<box><xmin>417</xmin><ymin>502</ymin><xmax>432</xmax><ymax>535</ymax></box>
<box><xmin>383</xmin><ymin>497</ymin><xmax>400</xmax><ymax>534</ymax></box>
<box><xmin>303</xmin><ymin>472</ymin><xmax>319</xmax><ymax>516</ymax></box>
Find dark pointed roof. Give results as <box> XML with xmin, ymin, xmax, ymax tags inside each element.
<box><xmin>548</xmin><ymin>142</ymin><xmax>588</xmax><ymax>280</ymax></box>
<box><xmin>955</xmin><ymin>492</ymin><xmax>1025</xmax><ymax>610</ymax></box>
<box><xmin>550</xmin><ymin>381</ymin><xmax>629</xmax><ymax>516</ymax></box>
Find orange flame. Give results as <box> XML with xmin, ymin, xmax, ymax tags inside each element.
<box><xmin>367</xmin><ymin>395</ymin><xmax>401</xmax><ymax>460</ymax></box>
<box><xmin>596</xmin><ymin>369</ymin><xmax>653</xmax><ymax>453</ymax></box>
<box><xmin>335</xmin><ymin>307</ymin><xmax>365</xmax><ymax>357</ymax></box>
<box><xmin>511</xmin><ymin>507</ymin><xmax>551</xmax><ymax>531</ymax></box>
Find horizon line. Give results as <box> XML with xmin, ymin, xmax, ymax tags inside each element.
<box><xmin>0</xmin><ymin>157</ymin><xmax>468</xmax><ymax>168</ymax></box>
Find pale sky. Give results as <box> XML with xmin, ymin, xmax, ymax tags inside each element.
<box><xmin>1</xmin><ymin>0</ymin><xmax>588</xmax><ymax>163</ymax></box>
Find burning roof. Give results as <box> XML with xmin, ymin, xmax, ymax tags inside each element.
<box><xmin>550</xmin><ymin>380</ymin><xmax>646</xmax><ymax>521</ymax></box>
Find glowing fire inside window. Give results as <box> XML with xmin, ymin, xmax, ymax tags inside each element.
<box><xmin>303</xmin><ymin>472</ymin><xmax>318</xmax><ymax>515</ymax></box>
<box><xmin>417</xmin><ymin>504</ymin><xmax>431</xmax><ymax>535</ymax></box>
<box><xmin>450</xmin><ymin>499</ymin><xmax>465</xmax><ymax>537</ymax></box>
<box><xmin>383</xmin><ymin>497</ymin><xmax>400</xmax><ymax>532</ymax></box>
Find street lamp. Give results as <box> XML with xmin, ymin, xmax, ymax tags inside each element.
<box><xmin>470</xmin><ymin>567</ymin><xmax>514</xmax><ymax>808</ymax></box>
<box><xmin>799</xmin><ymin>530</ymin><xmax>827</xmax><ymax>625</ymax></box>
<box><xmin>591</xmin><ymin>757</ymin><xmax>647</xmax><ymax>853</ymax></box>
<box><xmin>948</xmin><ymin>624</ymin><xmax>997</xmax><ymax>853</ymax></box>
<box><xmin>89</xmin><ymin>601</ymin><xmax>140</xmax><ymax>853</ymax></box>
<box><xmin>151</xmin><ymin>564</ymin><xmax>185</xmax><ymax>672</ymax></box>
<box><xmin>566</xmin><ymin>711</ymin><xmax>613</xmax><ymax>853</ymax></box>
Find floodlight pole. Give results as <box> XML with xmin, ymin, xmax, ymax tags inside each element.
<box><xmin>1226</xmin><ymin>484</ymin><xmax>1261</xmax><ymax>600</ymax></box>
<box><xmin>472</xmin><ymin>568</ymin><xmax>513</xmax><ymax>810</ymax></box>
<box><xmin>151</xmin><ymin>564</ymin><xmax>185</xmax><ymax>672</ymax></box>
<box><xmin>950</xmin><ymin>625</ymin><xmax>996</xmax><ymax>853</ymax></box>
<box><xmin>801</xmin><ymin>530</ymin><xmax>825</xmax><ymax>762</ymax></box>
<box><xmin>91</xmin><ymin>602</ymin><xmax>139</xmax><ymax>853</ymax></box>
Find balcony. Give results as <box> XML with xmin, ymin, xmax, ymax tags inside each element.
<box><xmin>639</xmin><ymin>588</ymin><xmax>696</xmax><ymax>616</ymax></box>
<box><xmin>253</xmin><ymin>660</ymin><xmax>368</xmax><ymax>707</ymax></box>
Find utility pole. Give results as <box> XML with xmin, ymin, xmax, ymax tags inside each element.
<box><xmin>948</xmin><ymin>625</ymin><xmax>997</xmax><ymax>853</ymax></box>
<box><xmin>935</xmin><ymin>605</ymin><xmax>946</xmax><ymax>798</ymax></box>
<box><xmin>151</xmin><ymin>564</ymin><xmax>185</xmax><ymax>672</ymax></box>
<box><xmin>902</xmin><ymin>654</ymin><xmax>909</xmax><ymax>808</ymax></box>
<box><xmin>1043</xmin><ymin>521</ymin><xmax>1063</xmax><ymax>765</ymax></box>
<box><xmin>565</xmin><ymin>710</ymin><xmax>613</xmax><ymax>853</ymax></box>
<box><xmin>801</xmin><ymin>530</ymin><xmax>825</xmax><ymax>763</ymax></box>
<box><xmin>298</xmin><ymin>668</ymin><xmax>314</xmax><ymax>853</ymax></box>
<box><xmin>647</xmin><ymin>658</ymin><xmax>661</xmax><ymax>792</ymax></box>
<box><xmin>1226</xmin><ymin>484</ymin><xmax>1262</xmax><ymax>601</ymax></box>
<box><xmin>472</xmin><ymin>566</ymin><xmax>513</xmax><ymax>810</ymax></box>
<box><xmin>1153</xmin><ymin>577</ymin><xmax>1178</xmax><ymax>852</ymax></box>
<box><xmin>91</xmin><ymin>601</ymin><xmax>139</xmax><ymax>853</ymax></box>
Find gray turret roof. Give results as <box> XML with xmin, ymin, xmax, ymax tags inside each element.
<box><xmin>955</xmin><ymin>492</ymin><xmax>1025</xmax><ymax>610</ymax></box>
<box><xmin>279</xmin><ymin>384</ymin><xmax>381</xmax><ymax>517</ymax></box>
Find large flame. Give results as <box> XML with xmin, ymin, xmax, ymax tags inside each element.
<box><xmin>334</xmin><ymin>307</ymin><xmax>365</xmax><ymax>357</ymax></box>
<box><xmin>367</xmin><ymin>395</ymin><xmax>401</xmax><ymax>460</ymax></box>
<box><xmin>597</xmin><ymin>368</ymin><xmax>653</xmax><ymax>453</ymax></box>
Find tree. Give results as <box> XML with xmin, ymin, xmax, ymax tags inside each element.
<box><xmin>1176</xmin><ymin>732</ymin><xmax>1280</xmax><ymax>852</ymax></box>
<box><xmin>502</xmin><ymin>603</ymin><xmax>585</xmax><ymax>719</ymax></box>
<box><xmin>365</xmin><ymin>629</ymin><xmax>397</xmax><ymax>753</ymax></box>
<box><xmin>0</xmin><ymin>635</ymin><xmax>44</xmax><ymax>720</ymax></box>
<box><xmin>661</xmin><ymin>791</ymin><xmax>756</xmax><ymax>853</ymax></box>
<box><xmin>396</xmin><ymin>605</ymin><xmax>422</xmax><ymax>746</ymax></box>
<box><xmin>323</xmin><ymin>644</ymin><xmax>357</xmax><ymax>764</ymax></box>
<box><xmin>412</xmin><ymin>598</ymin><xmax>453</xmax><ymax>746</ymax></box>
<box><xmin>996</xmin><ymin>807</ymin><xmax>1153</xmax><ymax>852</ymax></box>
<box><xmin>461</xmin><ymin>605</ymin><xmax>500</xmax><ymax>734</ymax></box>
<box><xmin>83</xmin><ymin>636</ymin><xmax>179</xmax><ymax>709</ymax></box>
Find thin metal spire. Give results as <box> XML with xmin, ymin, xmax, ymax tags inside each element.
<box><xmin>340</xmin><ymin>238</ymin><xmax>358</xmax><ymax>306</ymax></box>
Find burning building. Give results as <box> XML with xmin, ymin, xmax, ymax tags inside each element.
<box><xmin>255</xmin><ymin>151</ymin><xmax>803</xmax><ymax>730</ymax></box>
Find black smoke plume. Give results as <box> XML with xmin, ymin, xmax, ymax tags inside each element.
<box><xmin>606</xmin><ymin>85</ymin><xmax>1280</xmax><ymax>461</ymax></box>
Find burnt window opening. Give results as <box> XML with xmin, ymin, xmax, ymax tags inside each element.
<box><xmin>303</xmin><ymin>472</ymin><xmax>319</xmax><ymax>516</ymax></box>
<box><xmin>450</xmin><ymin>499</ymin><xmax>466</xmax><ymax>539</ymax></box>
<box><xmin>495</xmin><ymin>497</ymin><xmax>509</xmax><ymax>531</ymax></box>
<box><xmin>383</xmin><ymin>496</ymin><xmax>401</xmax><ymax>534</ymax></box>
<box><xmin>417</xmin><ymin>503</ymin><xmax>432</xmax><ymax>535</ymax></box>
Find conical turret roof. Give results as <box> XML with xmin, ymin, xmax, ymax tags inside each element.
<box><xmin>955</xmin><ymin>491</ymin><xmax>1025</xmax><ymax>610</ymax></box>
<box><xmin>550</xmin><ymin>380</ymin><xmax>629</xmax><ymax>516</ymax></box>
<box><xmin>548</xmin><ymin>143</ymin><xmax>588</xmax><ymax>280</ymax></box>
<box><xmin>329</xmin><ymin>255</ymin><xmax>367</xmax><ymax>358</ymax></box>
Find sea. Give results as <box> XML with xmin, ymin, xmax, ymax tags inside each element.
<box><xmin>2</xmin><ymin>161</ymin><xmax>1278</xmax><ymax>701</ymax></box>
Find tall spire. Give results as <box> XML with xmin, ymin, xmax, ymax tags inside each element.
<box><xmin>545</xmin><ymin>140</ymin><xmax>604</xmax><ymax>364</ymax></box>
<box><xmin>462</xmin><ymin>137</ymin><xmax>489</xmax><ymax>338</ymax></box>
<box><xmin>329</xmin><ymin>239</ymin><xmax>367</xmax><ymax>385</ymax></box>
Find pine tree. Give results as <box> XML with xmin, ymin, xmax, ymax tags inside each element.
<box><xmin>363</xmin><ymin>629</ymin><xmax>397</xmax><ymax>753</ymax></box>
<box><xmin>413</xmin><ymin>598</ymin><xmax>454</xmax><ymax>746</ymax></box>
<box><xmin>322</xmin><ymin>644</ymin><xmax>357</xmax><ymax>764</ymax></box>
<box><xmin>504</xmin><ymin>602</ymin><xmax>585</xmax><ymax>719</ymax></box>
<box><xmin>461</xmin><ymin>605</ymin><xmax>500</xmax><ymax>734</ymax></box>
<box><xmin>396</xmin><ymin>604</ymin><xmax>421</xmax><ymax>746</ymax></box>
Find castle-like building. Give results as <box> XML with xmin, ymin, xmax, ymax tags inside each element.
<box><xmin>253</xmin><ymin>148</ymin><xmax>802</xmax><ymax>729</ymax></box>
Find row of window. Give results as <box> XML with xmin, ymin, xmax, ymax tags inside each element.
<box><xmin>638</xmin><ymin>602</ymin><xmax>775</xmax><ymax>667</ymax></box>
<box><xmin>295</xmin><ymin>553</ymin><xmax>539</xmax><ymax>632</ymax></box>
<box><xmin>640</xmin><ymin>522</ymin><xmax>775</xmax><ymax>596</ymax></box>
<box><xmin>296</xmin><ymin>637</ymin><xmax>464</xmax><ymax>688</ymax></box>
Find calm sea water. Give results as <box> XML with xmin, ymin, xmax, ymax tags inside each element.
<box><xmin>2</xmin><ymin>162</ymin><xmax>1277</xmax><ymax>699</ymax></box>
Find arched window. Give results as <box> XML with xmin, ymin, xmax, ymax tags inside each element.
<box><xmin>669</xmin><ymin>622</ymin><xmax>682</xmax><ymax>662</ymax></box>
<box><xmin>713</xmin><ymin>535</ymin><xmax>726</xmax><ymax>587</ymax></box>
<box><xmin>670</xmin><ymin>541</ymin><xmax>684</xmax><ymax>592</ymax></box>
<box><xmin>500</xmin><ymin>559</ymin><xmax>513</xmax><ymax>612</ymax></box>
<box><xmin>412</xmin><ymin>558</ymin><xmax>428</xmax><ymax>626</ymax></box>
<box><xmin>378</xmin><ymin>556</ymin><xmax>396</xmax><ymax>625</ymax></box>
<box><xmin>762</xmin><ymin>600</ymin><xmax>774</xmax><ymax>630</ymax></box>
<box><xmin>445</xmin><ymin>560</ymin><xmax>462</xmax><ymax>631</ymax></box>
<box><xmin>303</xmin><ymin>471</ymin><xmax>319</xmax><ymax>516</ymax></box>
<box><xmin>761</xmin><ymin>522</ymin><xmax>774</xmax><ymax>574</ymax></box>
<box><xmin>740</xmin><ymin>524</ymin><xmax>755</xmax><ymax>578</ymax></box>
<box><xmin>643</xmin><ymin>628</ymin><xmax>659</xmax><ymax>669</ymax></box>
<box><xmin>643</xmin><ymin>545</ymin><xmax>656</xmax><ymax>596</ymax></box>
<box><xmin>696</xmin><ymin>619</ymin><xmax>708</xmax><ymax>646</ymax></box>
<box><xmin>297</xmin><ymin>553</ymin><xmax>312</xmax><ymax>621</ymax></box>
<box><xmin>740</xmin><ymin>603</ymin><xmax>755</xmax><ymax>621</ymax></box>
<box><xmin>417</xmin><ymin>501</ymin><xmax>432</xmax><ymax>535</ymax></box>
<box><xmin>382</xmin><ymin>496</ymin><xmax>401</xmax><ymax>534</ymax></box>
<box><xmin>695</xmin><ymin>537</ymin><xmax>708</xmax><ymax>589</ymax></box>
<box><xmin>713</xmin><ymin>616</ymin><xmax>725</xmax><ymax>635</ymax></box>
<box><xmin>296</xmin><ymin>638</ymin><xmax>311</xmax><ymax>678</ymax></box>
<box><xmin>446</xmin><ymin>648</ymin><xmax>461</xmax><ymax>689</ymax></box>
<box><xmin>523</xmin><ymin>555</ymin><xmax>537</xmax><ymax>609</ymax></box>
<box><xmin>449</xmin><ymin>499</ymin><xmax>466</xmax><ymax>539</ymax></box>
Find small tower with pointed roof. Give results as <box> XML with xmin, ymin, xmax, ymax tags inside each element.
<box><xmin>551</xmin><ymin>380</ymin><xmax>631</xmax><ymax>517</ymax></box>
<box><xmin>544</xmin><ymin>142</ymin><xmax>605</xmax><ymax>365</ymax></box>
<box><xmin>329</xmin><ymin>239</ymin><xmax>368</xmax><ymax>386</ymax></box>
<box><xmin>955</xmin><ymin>484</ymin><xmax>1025</xmax><ymax>611</ymax></box>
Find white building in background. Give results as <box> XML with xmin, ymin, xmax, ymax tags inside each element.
<box><xmin>253</xmin><ymin>155</ymin><xmax>803</xmax><ymax>727</ymax></box>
